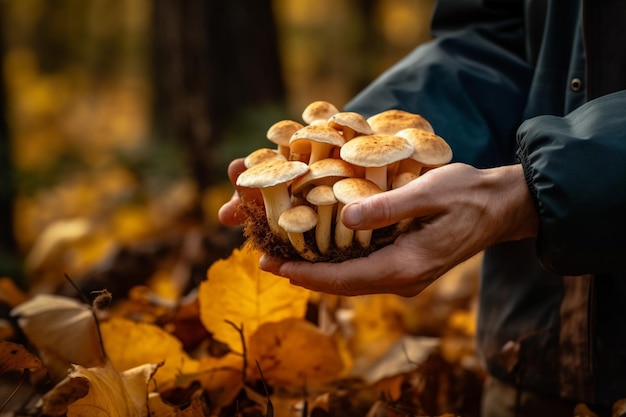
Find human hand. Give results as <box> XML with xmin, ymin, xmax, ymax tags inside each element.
<box><xmin>259</xmin><ymin>163</ymin><xmax>538</xmax><ymax>297</ymax></box>
<box><xmin>218</xmin><ymin>158</ymin><xmax>263</xmax><ymax>226</ymax></box>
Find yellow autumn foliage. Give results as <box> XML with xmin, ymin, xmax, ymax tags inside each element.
<box><xmin>198</xmin><ymin>245</ymin><xmax>311</xmax><ymax>351</ymax></box>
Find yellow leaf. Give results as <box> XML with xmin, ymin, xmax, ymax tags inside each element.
<box><xmin>10</xmin><ymin>294</ymin><xmax>105</xmax><ymax>380</ymax></box>
<box><xmin>100</xmin><ymin>317</ymin><xmax>198</xmax><ymax>390</ymax></box>
<box><xmin>247</xmin><ymin>318</ymin><xmax>344</xmax><ymax>385</ymax></box>
<box><xmin>41</xmin><ymin>360</ymin><xmax>160</xmax><ymax>417</ymax></box>
<box><xmin>198</xmin><ymin>245</ymin><xmax>310</xmax><ymax>351</ymax></box>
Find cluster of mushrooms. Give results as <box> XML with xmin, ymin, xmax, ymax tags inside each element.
<box><xmin>236</xmin><ymin>101</ymin><xmax>453</xmax><ymax>262</ymax></box>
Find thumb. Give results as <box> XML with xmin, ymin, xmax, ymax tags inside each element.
<box><xmin>341</xmin><ymin>186</ymin><xmax>419</xmax><ymax>230</ymax></box>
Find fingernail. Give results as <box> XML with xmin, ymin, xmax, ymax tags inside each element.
<box><xmin>342</xmin><ymin>202</ymin><xmax>363</xmax><ymax>227</ymax></box>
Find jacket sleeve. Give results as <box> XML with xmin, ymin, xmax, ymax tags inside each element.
<box><xmin>516</xmin><ymin>90</ymin><xmax>626</xmax><ymax>274</ymax></box>
<box><xmin>344</xmin><ymin>0</ymin><xmax>532</xmax><ymax>168</ymax></box>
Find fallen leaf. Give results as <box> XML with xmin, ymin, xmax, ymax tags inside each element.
<box><xmin>100</xmin><ymin>317</ymin><xmax>198</xmax><ymax>390</ymax></box>
<box><xmin>42</xmin><ymin>359</ymin><xmax>161</xmax><ymax>417</ymax></box>
<box><xmin>198</xmin><ymin>245</ymin><xmax>310</xmax><ymax>351</ymax></box>
<box><xmin>147</xmin><ymin>390</ymin><xmax>207</xmax><ymax>416</ymax></box>
<box><xmin>247</xmin><ymin>318</ymin><xmax>344</xmax><ymax>385</ymax></box>
<box><xmin>0</xmin><ymin>341</ymin><xmax>43</xmax><ymax>374</ymax></box>
<box><xmin>10</xmin><ymin>294</ymin><xmax>105</xmax><ymax>380</ymax></box>
<box><xmin>0</xmin><ymin>277</ymin><xmax>28</xmax><ymax>307</ymax></box>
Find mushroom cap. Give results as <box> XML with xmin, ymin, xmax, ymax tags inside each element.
<box><xmin>278</xmin><ymin>205</ymin><xmax>318</xmax><ymax>233</ymax></box>
<box><xmin>332</xmin><ymin>178</ymin><xmax>382</xmax><ymax>205</ymax></box>
<box><xmin>289</xmin><ymin>124</ymin><xmax>346</xmax><ymax>154</ymax></box>
<box><xmin>391</xmin><ymin>171</ymin><xmax>419</xmax><ymax>189</ymax></box>
<box><xmin>266</xmin><ymin>120</ymin><xmax>304</xmax><ymax>148</ymax></box>
<box><xmin>236</xmin><ymin>158</ymin><xmax>309</xmax><ymax>189</ymax></box>
<box><xmin>328</xmin><ymin>112</ymin><xmax>373</xmax><ymax>136</ymax></box>
<box><xmin>302</xmin><ymin>101</ymin><xmax>339</xmax><ymax>125</ymax></box>
<box><xmin>367</xmin><ymin>109</ymin><xmax>434</xmax><ymax>135</ymax></box>
<box><xmin>339</xmin><ymin>134</ymin><xmax>414</xmax><ymax>168</ymax></box>
<box><xmin>244</xmin><ymin>148</ymin><xmax>286</xmax><ymax>168</ymax></box>
<box><xmin>306</xmin><ymin>185</ymin><xmax>337</xmax><ymax>206</ymax></box>
<box><xmin>291</xmin><ymin>158</ymin><xmax>356</xmax><ymax>195</ymax></box>
<box><xmin>396</xmin><ymin>128</ymin><xmax>453</xmax><ymax>167</ymax></box>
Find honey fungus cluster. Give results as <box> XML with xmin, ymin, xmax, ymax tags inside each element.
<box><xmin>236</xmin><ymin>101</ymin><xmax>453</xmax><ymax>262</ymax></box>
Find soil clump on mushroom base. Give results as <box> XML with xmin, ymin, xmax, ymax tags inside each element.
<box><xmin>239</xmin><ymin>200</ymin><xmax>400</xmax><ymax>262</ymax></box>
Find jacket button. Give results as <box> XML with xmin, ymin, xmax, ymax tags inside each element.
<box><xmin>570</xmin><ymin>77</ymin><xmax>583</xmax><ymax>92</ymax></box>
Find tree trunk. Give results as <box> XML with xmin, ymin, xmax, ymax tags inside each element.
<box><xmin>152</xmin><ymin>0</ymin><xmax>285</xmax><ymax>191</ymax></box>
<box><xmin>0</xmin><ymin>5</ymin><xmax>21</xmax><ymax>281</ymax></box>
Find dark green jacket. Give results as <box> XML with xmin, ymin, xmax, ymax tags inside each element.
<box><xmin>345</xmin><ymin>0</ymin><xmax>626</xmax><ymax>407</ymax></box>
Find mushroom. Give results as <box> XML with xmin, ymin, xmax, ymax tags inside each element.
<box><xmin>266</xmin><ymin>119</ymin><xmax>304</xmax><ymax>159</ymax></box>
<box><xmin>328</xmin><ymin>111</ymin><xmax>372</xmax><ymax>140</ymax></box>
<box><xmin>395</xmin><ymin>128</ymin><xmax>453</xmax><ymax>176</ymax></box>
<box><xmin>236</xmin><ymin>159</ymin><xmax>309</xmax><ymax>242</ymax></box>
<box><xmin>305</xmin><ymin>185</ymin><xmax>337</xmax><ymax>255</ymax></box>
<box><xmin>332</xmin><ymin>178</ymin><xmax>382</xmax><ymax>249</ymax></box>
<box><xmin>290</xmin><ymin>124</ymin><xmax>345</xmax><ymax>165</ymax></box>
<box><xmin>244</xmin><ymin>147</ymin><xmax>286</xmax><ymax>168</ymax></box>
<box><xmin>302</xmin><ymin>100</ymin><xmax>339</xmax><ymax>125</ymax></box>
<box><xmin>291</xmin><ymin>158</ymin><xmax>356</xmax><ymax>198</ymax></box>
<box><xmin>367</xmin><ymin>109</ymin><xmax>435</xmax><ymax>135</ymax></box>
<box><xmin>339</xmin><ymin>134</ymin><xmax>413</xmax><ymax>191</ymax></box>
<box><xmin>278</xmin><ymin>205</ymin><xmax>319</xmax><ymax>261</ymax></box>
<box><xmin>391</xmin><ymin>171</ymin><xmax>419</xmax><ymax>234</ymax></box>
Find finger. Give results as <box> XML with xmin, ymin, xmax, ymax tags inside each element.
<box><xmin>218</xmin><ymin>192</ymin><xmax>244</xmax><ymax>226</ymax></box>
<box><xmin>266</xmin><ymin>247</ymin><xmax>418</xmax><ymax>296</ymax></box>
<box><xmin>341</xmin><ymin>178</ymin><xmax>435</xmax><ymax>230</ymax></box>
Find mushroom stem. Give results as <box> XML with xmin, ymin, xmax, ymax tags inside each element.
<box><xmin>365</xmin><ymin>166</ymin><xmax>388</xmax><ymax>192</ymax></box>
<box><xmin>334</xmin><ymin>202</ymin><xmax>354</xmax><ymax>249</ymax></box>
<box><xmin>355</xmin><ymin>229</ymin><xmax>373</xmax><ymax>249</ymax></box>
<box><xmin>316</xmin><ymin>204</ymin><xmax>335</xmax><ymax>255</ymax></box>
<box><xmin>260</xmin><ymin>185</ymin><xmax>292</xmax><ymax>242</ymax></box>
<box><xmin>286</xmin><ymin>232</ymin><xmax>318</xmax><ymax>261</ymax></box>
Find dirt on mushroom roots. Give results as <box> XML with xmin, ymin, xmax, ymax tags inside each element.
<box><xmin>239</xmin><ymin>200</ymin><xmax>401</xmax><ymax>262</ymax></box>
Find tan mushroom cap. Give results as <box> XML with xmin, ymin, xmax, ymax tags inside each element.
<box><xmin>367</xmin><ymin>109</ymin><xmax>434</xmax><ymax>135</ymax></box>
<box><xmin>290</xmin><ymin>124</ymin><xmax>346</xmax><ymax>164</ymax></box>
<box><xmin>340</xmin><ymin>134</ymin><xmax>413</xmax><ymax>167</ymax></box>
<box><xmin>236</xmin><ymin>158</ymin><xmax>309</xmax><ymax>189</ymax></box>
<box><xmin>306</xmin><ymin>184</ymin><xmax>338</xmax><ymax>206</ymax></box>
<box><xmin>291</xmin><ymin>158</ymin><xmax>356</xmax><ymax>196</ymax></box>
<box><xmin>302</xmin><ymin>100</ymin><xmax>339</xmax><ymax>125</ymax></box>
<box><xmin>236</xmin><ymin>159</ymin><xmax>309</xmax><ymax>241</ymax></box>
<box><xmin>340</xmin><ymin>134</ymin><xmax>413</xmax><ymax>190</ymax></box>
<box><xmin>278</xmin><ymin>205</ymin><xmax>318</xmax><ymax>234</ymax></box>
<box><xmin>244</xmin><ymin>148</ymin><xmax>286</xmax><ymax>168</ymax></box>
<box><xmin>328</xmin><ymin>111</ymin><xmax>373</xmax><ymax>140</ymax></box>
<box><xmin>396</xmin><ymin>128</ymin><xmax>453</xmax><ymax>167</ymax></box>
<box><xmin>267</xmin><ymin>119</ymin><xmax>304</xmax><ymax>158</ymax></box>
<box><xmin>332</xmin><ymin>178</ymin><xmax>383</xmax><ymax>204</ymax></box>
<box><xmin>278</xmin><ymin>205</ymin><xmax>319</xmax><ymax>261</ymax></box>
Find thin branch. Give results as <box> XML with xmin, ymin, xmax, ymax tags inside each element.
<box><xmin>0</xmin><ymin>369</ymin><xmax>28</xmax><ymax>412</ymax></box>
<box><xmin>224</xmin><ymin>319</ymin><xmax>247</xmax><ymax>382</ymax></box>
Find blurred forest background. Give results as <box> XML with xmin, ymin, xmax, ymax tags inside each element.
<box><xmin>0</xmin><ymin>0</ymin><xmax>435</xmax><ymax>290</ymax></box>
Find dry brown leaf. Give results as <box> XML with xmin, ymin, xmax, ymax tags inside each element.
<box><xmin>247</xmin><ymin>318</ymin><xmax>344</xmax><ymax>385</ymax></box>
<box><xmin>0</xmin><ymin>277</ymin><xmax>28</xmax><ymax>307</ymax></box>
<box><xmin>198</xmin><ymin>245</ymin><xmax>310</xmax><ymax>350</ymax></box>
<box><xmin>0</xmin><ymin>341</ymin><xmax>43</xmax><ymax>374</ymax></box>
<box><xmin>42</xmin><ymin>359</ymin><xmax>161</xmax><ymax>417</ymax></box>
<box><xmin>147</xmin><ymin>391</ymin><xmax>206</xmax><ymax>417</ymax></box>
<box><xmin>100</xmin><ymin>317</ymin><xmax>198</xmax><ymax>390</ymax></box>
<box><xmin>10</xmin><ymin>294</ymin><xmax>105</xmax><ymax>380</ymax></box>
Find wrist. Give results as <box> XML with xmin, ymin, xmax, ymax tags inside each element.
<box><xmin>488</xmin><ymin>164</ymin><xmax>539</xmax><ymax>243</ymax></box>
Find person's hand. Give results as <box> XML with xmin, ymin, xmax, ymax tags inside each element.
<box><xmin>218</xmin><ymin>158</ymin><xmax>263</xmax><ymax>226</ymax></box>
<box><xmin>259</xmin><ymin>163</ymin><xmax>539</xmax><ymax>297</ymax></box>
